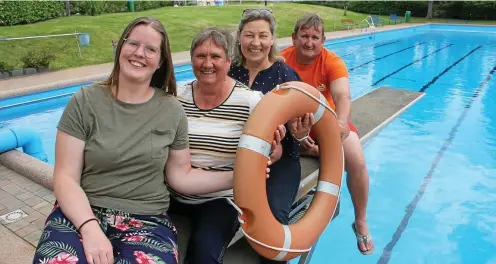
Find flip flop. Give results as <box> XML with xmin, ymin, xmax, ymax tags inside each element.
<box><xmin>352</xmin><ymin>222</ymin><xmax>375</xmax><ymax>255</ymax></box>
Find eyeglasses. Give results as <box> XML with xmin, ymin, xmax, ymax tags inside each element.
<box><xmin>123</xmin><ymin>38</ymin><xmax>161</xmax><ymax>59</ymax></box>
<box><xmin>242</xmin><ymin>8</ymin><xmax>273</xmax><ymax>16</ymax></box>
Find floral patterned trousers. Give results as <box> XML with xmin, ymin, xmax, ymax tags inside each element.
<box><xmin>32</xmin><ymin>203</ymin><xmax>179</xmax><ymax>264</ymax></box>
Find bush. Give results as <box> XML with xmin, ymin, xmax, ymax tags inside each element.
<box><xmin>135</xmin><ymin>1</ymin><xmax>171</xmax><ymax>12</ymax></box>
<box><xmin>0</xmin><ymin>61</ymin><xmax>12</xmax><ymax>72</ymax></box>
<box><xmin>434</xmin><ymin>1</ymin><xmax>496</xmax><ymax>20</ymax></box>
<box><xmin>70</xmin><ymin>1</ymin><xmax>127</xmax><ymax>16</ymax></box>
<box><xmin>0</xmin><ymin>1</ymin><xmax>65</xmax><ymax>26</ymax></box>
<box><xmin>69</xmin><ymin>1</ymin><xmax>172</xmax><ymax>16</ymax></box>
<box><xmin>20</xmin><ymin>50</ymin><xmax>56</xmax><ymax>69</ymax></box>
<box><xmin>304</xmin><ymin>1</ymin><xmax>427</xmax><ymax>17</ymax></box>
<box><xmin>304</xmin><ymin>1</ymin><xmax>496</xmax><ymax>20</ymax></box>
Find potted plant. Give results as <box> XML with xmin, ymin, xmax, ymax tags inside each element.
<box><xmin>36</xmin><ymin>50</ymin><xmax>56</xmax><ymax>73</ymax></box>
<box><xmin>0</xmin><ymin>61</ymin><xmax>11</xmax><ymax>79</ymax></box>
<box><xmin>21</xmin><ymin>51</ymin><xmax>38</xmax><ymax>75</ymax></box>
<box><xmin>10</xmin><ymin>67</ymin><xmax>24</xmax><ymax>77</ymax></box>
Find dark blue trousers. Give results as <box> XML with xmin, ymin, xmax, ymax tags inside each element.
<box><xmin>260</xmin><ymin>154</ymin><xmax>301</xmax><ymax>264</ymax></box>
<box><xmin>168</xmin><ymin>154</ymin><xmax>301</xmax><ymax>264</ymax></box>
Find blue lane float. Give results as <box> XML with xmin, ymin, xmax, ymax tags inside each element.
<box><xmin>0</xmin><ymin>128</ymin><xmax>48</xmax><ymax>162</ymax></box>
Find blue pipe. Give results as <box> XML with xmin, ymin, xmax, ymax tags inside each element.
<box><xmin>0</xmin><ymin>128</ymin><xmax>48</xmax><ymax>162</ymax></box>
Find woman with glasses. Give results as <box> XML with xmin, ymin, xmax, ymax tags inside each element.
<box><xmin>32</xmin><ymin>17</ymin><xmax>242</xmax><ymax>264</ymax></box>
<box><xmin>166</xmin><ymin>27</ymin><xmax>285</xmax><ymax>264</ymax></box>
<box><xmin>228</xmin><ymin>9</ymin><xmax>313</xmax><ymax>264</ymax></box>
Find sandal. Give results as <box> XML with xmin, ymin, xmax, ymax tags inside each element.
<box><xmin>352</xmin><ymin>222</ymin><xmax>375</xmax><ymax>255</ymax></box>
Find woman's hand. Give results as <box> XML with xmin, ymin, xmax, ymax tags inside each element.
<box><xmin>80</xmin><ymin>221</ymin><xmax>114</xmax><ymax>264</ymax></box>
<box><xmin>299</xmin><ymin>136</ymin><xmax>320</xmax><ymax>157</ymax></box>
<box><xmin>269</xmin><ymin>124</ymin><xmax>286</xmax><ymax>164</ymax></box>
<box><xmin>288</xmin><ymin>113</ymin><xmax>315</xmax><ymax>140</ymax></box>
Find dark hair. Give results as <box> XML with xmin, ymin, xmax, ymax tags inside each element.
<box><xmin>99</xmin><ymin>16</ymin><xmax>177</xmax><ymax>96</ymax></box>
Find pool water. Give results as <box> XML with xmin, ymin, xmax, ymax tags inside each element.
<box><xmin>1</xmin><ymin>24</ymin><xmax>495</xmax><ymax>263</ymax></box>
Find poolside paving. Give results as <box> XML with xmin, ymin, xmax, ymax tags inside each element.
<box><xmin>0</xmin><ymin>164</ymin><xmax>54</xmax><ymax>263</ymax></box>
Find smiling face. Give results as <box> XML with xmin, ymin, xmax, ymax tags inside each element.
<box><xmin>192</xmin><ymin>38</ymin><xmax>231</xmax><ymax>86</ymax></box>
<box><xmin>119</xmin><ymin>24</ymin><xmax>162</xmax><ymax>84</ymax></box>
<box><xmin>292</xmin><ymin>25</ymin><xmax>326</xmax><ymax>63</ymax></box>
<box><xmin>239</xmin><ymin>19</ymin><xmax>274</xmax><ymax>66</ymax></box>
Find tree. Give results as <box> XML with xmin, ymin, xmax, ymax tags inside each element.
<box><xmin>65</xmin><ymin>0</ymin><xmax>70</xmax><ymax>16</ymax></box>
<box><xmin>426</xmin><ymin>0</ymin><xmax>433</xmax><ymax>19</ymax></box>
<box><xmin>343</xmin><ymin>1</ymin><xmax>349</xmax><ymax>16</ymax></box>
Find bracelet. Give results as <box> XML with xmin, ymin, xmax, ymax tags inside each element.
<box><xmin>294</xmin><ymin>133</ymin><xmax>309</xmax><ymax>142</ymax></box>
<box><xmin>77</xmin><ymin>218</ymin><xmax>99</xmax><ymax>233</ymax></box>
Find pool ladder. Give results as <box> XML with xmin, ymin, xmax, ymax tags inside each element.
<box><xmin>361</xmin><ymin>16</ymin><xmax>376</xmax><ymax>34</ymax></box>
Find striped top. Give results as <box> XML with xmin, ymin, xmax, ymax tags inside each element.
<box><xmin>169</xmin><ymin>80</ymin><xmax>263</xmax><ymax>204</ymax></box>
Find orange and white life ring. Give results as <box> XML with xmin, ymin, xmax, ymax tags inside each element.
<box><xmin>231</xmin><ymin>81</ymin><xmax>344</xmax><ymax>261</ymax></box>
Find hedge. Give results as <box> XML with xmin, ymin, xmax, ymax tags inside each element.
<box><xmin>0</xmin><ymin>1</ymin><xmax>65</xmax><ymax>26</ymax></box>
<box><xmin>0</xmin><ymin>1</ymin><xmax>173</xmax><ymax>26</ymax></box>
<box><xmin>69</xmin><ymin>1</ymin><xmax>173</xmax><ymax>16</ymax></box>
<box><xmin>305</xmin><ymin>1</ymin><xmax>496</xmax><ymax>20</ymax></box>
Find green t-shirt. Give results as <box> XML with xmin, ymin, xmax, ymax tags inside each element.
<box><xmin>57</xmin><ymin>84</ymin><xmax>189</xmax><ymax>215</ymax></box>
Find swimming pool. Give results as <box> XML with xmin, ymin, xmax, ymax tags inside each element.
<box><xmin>1</xmin><ymin>24</ymin><xmax>495</xmax><ymax>263</ymax></box>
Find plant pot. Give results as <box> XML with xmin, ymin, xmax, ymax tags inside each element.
<box><xmin>0</xmin><ymin>71</ymin><xmax>10</xmax><ymax>79</ymax></box>
<box><xmin>10</xmin><ymin>69</ymin><xmax>24</xmax><ymax>77</ymax></box>
<box><xmin>37</xmin><ymin>67</ymin><xmax>50</xmax><ymax>73</ymax></box>
<box><xmin>23</xmin><ymin>67</ymin><xmax>37</xmax><ymax>75</ymax></box>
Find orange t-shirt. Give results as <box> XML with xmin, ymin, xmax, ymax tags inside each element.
<box><xmin>280</xmin><ymin>46</ymin><xmax>349</xmax><ymax>110</ymax></box>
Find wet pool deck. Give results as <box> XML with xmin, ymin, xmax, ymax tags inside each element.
<box><xmin>0</xmin><ymin>23</ymin><xmax>421</xmax><ymax>263</ymax></box>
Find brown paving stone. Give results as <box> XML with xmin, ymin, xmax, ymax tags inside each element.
<box><xmin>0</xmin><ymin>191</ymin><xmax>14</xmax><ymax>201</ymax></box>
<box><xmin>33</xmin><ymin>217</ymin><xmax>47</xmax><ymax>230</ymax></box>
<box><xmin>24</xmin><ymin>229</ymin><xmax>43</xmax><ymax>245</ymax></box>
<box><xmin>10</xmin><ymin>176</ymin><xmax>34</xmax><ymax>185</ymax></box>
<box><xmin>0</xmin><ymin>208</ymin><xmax>12</xmax><ymax>218</ymax></box>
<box><xmin>32</xmin><ymin>201</ymin><xmax>51</xmax><ymax>211</ymax></box>
<box><xmin>16</xmin><ymin>191</ymin><xmax>36</xmax><ymax>201</ymax></box>
<box><xmin>23</xmin><ymin>196</ymin><xmax>45</xmax><ymax>207</ymax></box>
<box><xmin>0</xmin><ymin>189</ymin><xmax>10</xmax><ymax>199</ymax></box>
<box><xmin>15</xmin><ymin>223</ymin><xmax>40</xmax><ymax>237</ymax></box>
<box><xmin>36</xmin><ymin>204</ymin><xmax>53</xmax><ymax>217</ymax></box>
<box><xmin>34</xmin><ymin>188</ymin><xmax>53</xmax><ymax>198</ymax></box>
<box><xmin>6</xmin><ymin>219</ymin><xmax>29</xmax><ymax>232</ymax></box>
<box><xmin>42</xmin><ymin>194</ymin><xmax>56</xmax><ymax>204</ymax></box>
<box><xmin>23</xmin><ymin>210</ymin><xmax>44</xmax><ymax>224</ymax></box>
<box><xmin>0</xmin><ymin>224</ymin><xmax>36</xmax><ymax>263</ymax></box>
<box><xmin>0</xmin><ymin>196</ymin><xmax>26</xmax><ymax>210</ymax></box>
<box><xmin>29</xmin><ymin>238</ymin><xmax>40</xmax><ymax>247</ymax></box>
<box><xmin>1</xmin><ymin>182</ymin><xmax>25</xmax><ymax>196</ymax></box>
<box><xmin>0</xmin><ymin>179</ymin><xmax>12</xmax><ymax>187</ymax></box>
<box><xmin>20</xmin><ymin>205</ymin><xmax>37</xmax><ymax>214</ymax></box>
<box><xmin>1</xmin><ymin>172</ymin><xmax>18</xmax><ymax>180</ymax></box>
<box><xmin>23</xmin><ymin>182</ymin><xmax>45</xmax><ymax>193</ymax></box>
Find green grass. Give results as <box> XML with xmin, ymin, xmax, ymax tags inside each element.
<box><xmin>0</xmin><ymin>3</ymin><xmax>495</xmax><ymax>71</ymax></box>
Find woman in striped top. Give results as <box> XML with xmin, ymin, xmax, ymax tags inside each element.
<box><xmin>167</xmin><ymin>28</ymin><xmax>286</xmax><ymax>264</ymax></box>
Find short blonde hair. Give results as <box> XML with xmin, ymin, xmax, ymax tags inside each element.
<box><xmin>294</xmin><ymin>13</ymin><xmax>325</xmax><ymax>38</ymax></box>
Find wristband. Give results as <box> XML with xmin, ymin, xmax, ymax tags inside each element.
<box><xmin>294</xmin><ymin>133</ymin><xmax>309</xmax><ymax>142</ymax></box>
<box><xmin>77</xmin><ymin>218</ymin><xmax>99</xmax><ymax>233</ymax></box>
